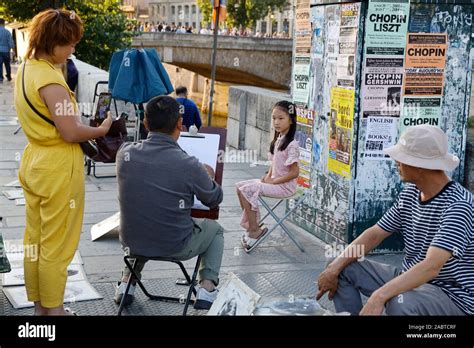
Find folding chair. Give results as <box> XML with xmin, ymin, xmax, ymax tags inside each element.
<box><xmin>117</xmin><ymin>254</ymin><xmax>202</xmax><ymax>316</ymax></box>
<box><xmin>248</xmin><ymin>190</ymin><xmax>308</xmax><ymax>253</ymax></box>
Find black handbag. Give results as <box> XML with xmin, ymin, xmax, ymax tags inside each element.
<box><xmin>79</xmin><ymin>139</ymin><xmax>99</xmax><ymax>159</ymax></box>
<box><xmin>21</xmin><ymin>61</ymin><xmax>99</xmax><ymax>158</ymax></box>
<box><xmin>87</xmin><ymin>117</ymin><xmax>127</xmax><ymax>163</ymax></box>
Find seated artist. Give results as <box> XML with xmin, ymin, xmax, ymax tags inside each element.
<box><xmin>317</xmin><ymin>125</ymin><xmax>473</xmax><ymax>315</ymax></box>
<box><xmin>114</xmin><ymin>95</ymin><xmax>225</xmax><ymax>310</ymax></box>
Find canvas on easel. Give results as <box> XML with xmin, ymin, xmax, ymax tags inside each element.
<box><xmin>184</xmin><ymin>126</ymin><xmax>227</xmax><ymax>220</ymax></box>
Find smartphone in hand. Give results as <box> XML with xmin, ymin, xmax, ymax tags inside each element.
<box><xmin>94</xmin><ymin>93</ymin><xmax>112</xmax><ymax>122</ymax></box>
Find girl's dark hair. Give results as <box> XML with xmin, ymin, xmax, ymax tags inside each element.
<box><xmin>269</xmin><ymin>100</ymin><xmax>297</xmax><ymax>155</ymax></box>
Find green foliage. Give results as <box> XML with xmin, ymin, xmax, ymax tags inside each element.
<box><xmin>0</xmin><ymin>0</ymin><xmax>137</xmax><ymax>70</ymax></box>
<box><xmin>197</xmin><ymin>0</ymin><xmax>213</xmax><ymax>28</ymax></box>
<box><xmin>72</xmin><ymin>0</ymin><xmax>137</xmax><ymax>70</ymax></box>
<box><xmin>197</xmin><ymin>0</ymin><xmax>287</xmax><ymax>30</ymax></box>
<box><xmin>0</xmin><ymin>0</ymin><xmax>67</xmax><ymax>22</ymax></box>
<box><xmin>226</xmin><ymin>0</ymin><xmax>288</xmax><ymax>29</ymax></box>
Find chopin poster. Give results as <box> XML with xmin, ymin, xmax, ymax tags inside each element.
<box><xmin>404</xmin><ymin>33</ymin><xmax>447</xmax><ymax>96</ymax></box>
<box><xmin>293</xmin><ymin>56</ymin><xmax>311</xmax><ymax>105</ymax></box>
<box><xmin>328</xmin><ymin>88</ymin><xmax>354</xmax><ymax>178</ymax></box>
<box><xmin>366</xmin><ymin>0</ymin><xmax>410</xmax><ymax>56</ymax></box>
<box><xmin>295</xmin><ymin>0</ymin><xmax>312</xmax><ymax>55</ymax></box>
<box><xmin>400</xmin><ymin>97</ymin><xmax>442</xmax><ymax>132</ymax></box>
<box><xmin>361</xmin><ymin>0</ymin><xmax>410</xmax><ymax>161</ymax></box>
<box><xmin>362</xmin><ymin>57</ymin><xmax>403</xmax><ymax>117</ymax></box>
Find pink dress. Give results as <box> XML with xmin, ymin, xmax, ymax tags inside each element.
<box><xmin>236</xmin><ymin>136</ymin><xmax>300</xmax><ymax>231</ymax></box>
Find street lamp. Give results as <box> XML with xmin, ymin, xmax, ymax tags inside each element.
<box><xmin>208</xmin><ymin>0</ymin><xmax>221</xmax><ymax>127</ymax></box>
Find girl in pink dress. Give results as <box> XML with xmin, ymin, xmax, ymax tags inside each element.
<box><xmin>236</xmin><ymin>101</ymin><xmax>300</xmax><ymax>252</ymax></box>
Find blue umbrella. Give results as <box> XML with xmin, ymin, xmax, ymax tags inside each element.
<box><xmin>108</xmin><ymin>48</ymin><xmax>174</xmax><ymax>104</ymax></box>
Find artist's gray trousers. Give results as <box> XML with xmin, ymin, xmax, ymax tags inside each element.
<box><xmin>326</xmin><ymin>258</ymin><xmax>465</xmax><ymax>315</ymax></box>
<box><xmin>122</xmin><ymin>218</ymin><xmax>224</xmax><ymax>285</ymax></box>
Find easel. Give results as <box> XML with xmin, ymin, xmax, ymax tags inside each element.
<box><xmin>189</xmin><ymin>126</ymin><xmax>226</xmax><ymax>220</ymax></box>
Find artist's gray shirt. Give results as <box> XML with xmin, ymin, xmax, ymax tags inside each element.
<box><xmin>117</xmin><ymin>132</ymin><xmax>223</xmax><ymax>257</ymax></box>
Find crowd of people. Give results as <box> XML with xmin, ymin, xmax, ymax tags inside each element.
<box><xmin>133</xmin><ymin>21</ymin><xmax>291</xmax><ymax>39</ymax></box>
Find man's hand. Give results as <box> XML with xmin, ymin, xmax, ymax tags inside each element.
<box><xmin>316</xmin><ymin>267</ymin><xmax>339</xmax><ymax>301</ymax></box>
<box><xmin>203</xmin><ymin>164</ymin><xmax>215</xmax><ymax>179</ymax></box>
<box><xmin>359</xmin><ymin>292</ymin><xmax>386</xmax><ymax>316</ymax></box>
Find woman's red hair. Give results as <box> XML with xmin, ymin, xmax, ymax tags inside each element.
<box><xmin>26</xmin><ymin>9</ymin><xmax>83</xmax><ymax>60</ymax></box>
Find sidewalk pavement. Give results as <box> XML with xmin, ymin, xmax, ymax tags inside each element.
<box><xmin>0</xmin><ymin>66</ymin><xmax>402</xmax><ymax>315</ymax></box>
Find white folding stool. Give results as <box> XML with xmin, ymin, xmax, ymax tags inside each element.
<box><xmin>247</xmin><ymin>189</ymin><xmax>307</xmax><ymax>253</ymax></box>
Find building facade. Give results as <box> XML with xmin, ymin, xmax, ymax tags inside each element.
<box><xmin>121</xmin><ymin>0</ymin><xmax>151</xmax><ymax>22</ymax></box>
<box><xmin>149</xmin><ymin>0</ymin><xmax>202</xmax><ymax>30</ymax></box>
<box><xmin>255</xmin><ymin>5</ymin><xmax>294</xmax><ymax>37</ymax></box>
<box><xmin>148</xmin><ymin>0</ymin><xmax>294</xmax><ymax>36</ymax></box>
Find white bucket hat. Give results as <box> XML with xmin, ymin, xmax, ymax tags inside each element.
<box><xmin>384</xmin><ymin>125</ymin><xmax>460</xmax><ymax>171</ymax></box>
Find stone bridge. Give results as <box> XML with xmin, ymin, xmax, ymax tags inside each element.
<box><xmin>132</xmin><ymin>32</ymin><xmax>293</xmax><ymax>89</ymax></box>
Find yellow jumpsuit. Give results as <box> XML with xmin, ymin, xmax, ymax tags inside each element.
<box><xmin>14</xmin><ymin>59</ymin><xmax>85</xmax><ymax>308</ymax></box>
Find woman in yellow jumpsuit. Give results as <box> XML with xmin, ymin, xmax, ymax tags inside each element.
<box><xmin>14</xmin><ymin>9</ymin><xmax>112</xmax><ymax>315</ymax></box>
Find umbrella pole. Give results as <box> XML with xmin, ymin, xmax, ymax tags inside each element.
<box><xmin>208</xmin><ymin>2</ymin><xmax>220</xmax><ymax>127</ymax></box>
<box><xmin>134</xmin><ymin>104</ymin><xmax>144</xmax><ymax>142</ymax></box>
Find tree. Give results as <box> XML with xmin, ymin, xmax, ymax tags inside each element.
<box><xmin>197</xmin><ymin>0</ymin><xmax>213</xmax><ymax>28</ymax></box>
<box><xmin>0</xmin><ymin>0</ymin><xmax>137</xmax><ymax>70</ymax></box>
<box><xmin>197</xmin><ymin>0</ymin><xmax>288</xmax><ymax>30</ymax></box>
<box><xmin>226</xmin><ymin>0</ymin><xmax>288</xmax><ymax>30</ymax></box>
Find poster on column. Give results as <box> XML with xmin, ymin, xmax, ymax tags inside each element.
<box><xmin>363</xmin><ymin>117</ymin><xmax>398</xmax><ymax>160</ymax></box>
<box><xmin>404</xmin><ymin>33</ymin><xmax>447</xmax><ymax>96</ymax></box>
<box><xmin>295</xmin><ymin>0</ymin><xmax>312</xmax><ymax>55</ymax></box>
<box><xmin>400</xmin><ymin>97</ymin><xmax>442</xmax><ymax>132</ymax></box>
<box><xmin>311</xmin><ymin>6</ymin><xmax>325</xmax><ymax>57</ymax></box>
<box><xmin>322</xmin><ymin>5</ymin><xmax>340</xmax><ymax>114</ymax></box>
<box><xmin>336</xmin><ymin>3</ymin><xmax>360</xmax><ymax>88</ymax></box>
<box><xmin>328</xmin><ymin>88</ymin><xmax>354</xmax><ymax>178</ymax></box>
<box><xmin>340</xmin><ymin>3</ymin><xmax>360</xmax><ymax>28</ymax></box>
<box><xmin>293</xmin><ymin>56</ymin><xmax>311</xmax><ymax>105</ymax></box>
<box><xmin>295</xmin><ymin>107</ymin><xmax>314</xmax><ymax>188</ymax></box>
<box><xmin>337</xmin><ymin>54</ymin><xmax>356</xmax><ymax>88</ymax></box>
<box><xmin>308</xmin><ymin>6</ymin><xmax>324</xmax><ymax>110</ymax></box>
<box><xmin>309</xmin><ymin>6</ymin><xmax>324</xmax><ymax>111</ymax></box>
<box><xmin>362</xmin><ymin>57</ymin><xmax>404</xmax><ymax>117</ymax></box>
<box><xmin>365</xmin><ymin>0</ymin><xmax>410</xmax><ymax>56</ymax></box>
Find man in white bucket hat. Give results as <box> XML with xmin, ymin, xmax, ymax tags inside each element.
<box><xmin>317</xmin><ymin>125</ymin><xmax>473</xmax><ymax>315</ymax></box>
